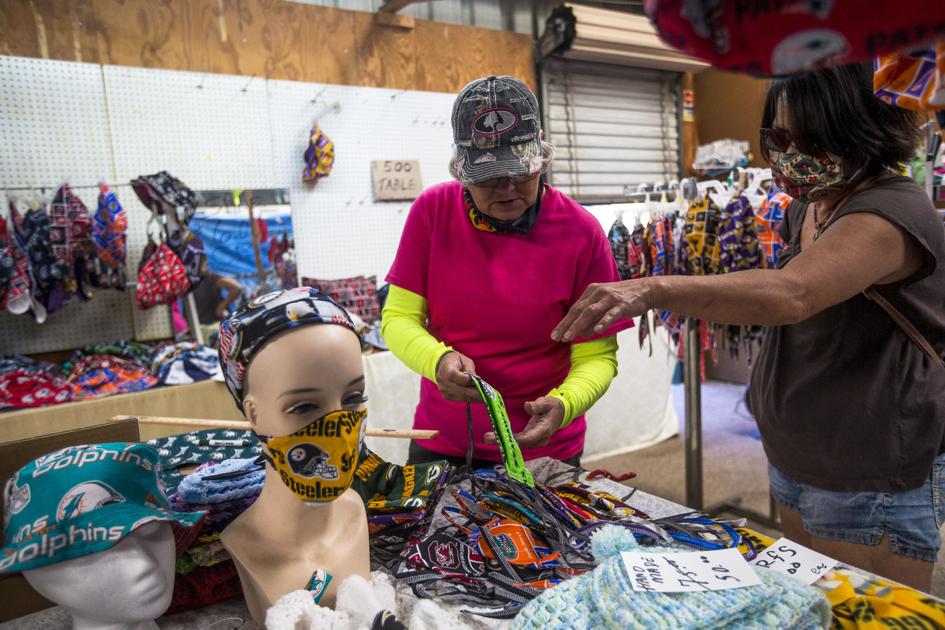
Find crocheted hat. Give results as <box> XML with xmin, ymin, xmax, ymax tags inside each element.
<box><xmin>512</xmin><ymin>525</ymin><xmax>832</xmax><ymax>630</ymax></box>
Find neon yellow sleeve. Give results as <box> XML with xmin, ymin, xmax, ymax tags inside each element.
<box><xmin>380</xmin><ymin>284</ymin><xmax>452</xmax><ymax>383</ymax></box>
<box><xmin>547</xmin><ymin>336</ymin><xmax>618</xmax><ymax>428</ymax></box>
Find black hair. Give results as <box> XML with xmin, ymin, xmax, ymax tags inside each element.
<box><xmin>760</xmin><ymin>63</ymin><xmax>920</xmax><ymax>178</ymax></box>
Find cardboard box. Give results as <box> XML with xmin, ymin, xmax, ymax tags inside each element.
<box><xmin>0</xmin><ymin>419</ymin><xmax>140</xmax><ymax>622</ymax></box>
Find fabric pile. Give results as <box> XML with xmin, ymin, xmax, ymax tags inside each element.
<box><xmin>383</xmin><ymin>465</ymin><xmax>755</xmax><ymax>619</ymax></box>
<box><xmin>67</xmin><ymin>354</ymin><xmax>158</xmax><ymax>401</ymax></box>
<box><xmin>150</xmin><ymin>341</ymin><xmax>223</xmax><ymax>385</ymax></box>
<box><xmin>0</xmin><ymin>338</ymin><xmax>223</xmax><ymax>413</ymax></box>
<box><xmin>0</xmin><ymin>355</ymin><xmax>71</xmax><ymax>411</ymax></box>
<box><xmin>352</xmin><ymin>447</ymin><xmax>452</xmax><ymax>567</ymax></box>
<box><xmin>165</xmin><ymin>455</ymin><xmax>265</xmax><ymax>613</ymax></box>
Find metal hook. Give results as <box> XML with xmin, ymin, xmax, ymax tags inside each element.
<box><xmin>310</xmin><ymin>86</ymin><xmax>328</xmax><ymax>104</ymax></box>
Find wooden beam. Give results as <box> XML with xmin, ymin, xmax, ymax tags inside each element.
<box><xmin>375</xmin><ymin>10</ymin><xmax>416</xmax><ymax>29</ymax></box>
<box><xmin>378</xmin><ymin>0</ymin><xmax>429</xmax><ymax>14</ymax></box>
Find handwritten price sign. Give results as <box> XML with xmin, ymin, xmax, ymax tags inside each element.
<box><xmin>621</xmin><ymin>548</ymin><xmax>762</xmax><ymax>593</ymax></box>
<box><xmin>751</xmin><ymin>538</ymin><xmax>837</xmax><ymax>585</ymax></box>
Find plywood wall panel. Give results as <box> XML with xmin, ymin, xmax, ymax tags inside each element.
<box><xmin>352</xmin><ymin>14</ymin><xmax>416</xmax><ymax>89</ymax></box>
<box><xmin>0</xmin><ymin>0</ymin><xmax>535</xmax><ymax>93</ymax></box>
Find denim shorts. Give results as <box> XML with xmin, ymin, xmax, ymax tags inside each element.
<box><xmin>768</xmin><ymin>453</ymin><xmax>945</xmax><ymax>562</ymax></box>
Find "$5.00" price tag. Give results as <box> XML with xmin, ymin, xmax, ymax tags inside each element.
<box><xmin>751</xmin><ymin>537</ymin><xmax>837</xmax><ymax>585</ymax></box>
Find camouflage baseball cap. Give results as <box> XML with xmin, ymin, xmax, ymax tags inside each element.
<box><xmin>451</xmin><ymin>76</ymin><xmax>543</xmax><ymax>184</ymax></box>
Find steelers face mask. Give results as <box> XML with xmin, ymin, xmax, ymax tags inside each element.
<box><xmin>256</xmin><ymin>409</ymin><xmax>367</xmax><ymax>503</ymax></box>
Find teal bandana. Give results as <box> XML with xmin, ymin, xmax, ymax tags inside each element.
<box><xmin>1</xmin><ymin>442</ymin><xmax>205</xmax><ymax>574</ymax></box>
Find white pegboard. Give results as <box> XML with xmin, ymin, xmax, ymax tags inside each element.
<box><xmin>0</xmin><ymin>57</ymin><xmax>114</xmax><ymax>190</ymax></box>
<box><xmin>266</xmin><ymin>79</ymin><xmax>455</xmax><ymax>282</ymax></box>
<box><xmin>103</xmin><ymin>65</ymin><xmax>276</xmax><ymax>190</ymax></box>
<box><xmin>1</xmin><ymin>57</ymin><xmax>458</xmax><ymax>354</ymax></box>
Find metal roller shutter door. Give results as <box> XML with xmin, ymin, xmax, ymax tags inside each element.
<box><xmin>542</xmin><ymin>58</ymin><xmax>681</xmax><ymax>204</ymax></box>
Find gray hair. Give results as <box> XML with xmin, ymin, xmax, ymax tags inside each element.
<box><xmin>448</xmin><ymin>140</ymin><xmax>557</xmax><ymax>184</ymax></box>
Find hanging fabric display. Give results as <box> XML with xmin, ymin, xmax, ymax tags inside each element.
<box><xmin>135</xmin><ymin>240</ymin><xmax>191</xmax><ymax>309</ymax></box>
<box><xmin>874</xmin><ymin>41</ymin><xmax>945</xmax><ymax>112</ymax></box>
<box><xmin>49</xmin><ymin>184</ymin><xmax>99</xmax><ymax>302</ymax></box>
<box><xmin>644</xmin><ymin>0</ymin><xmax>945</xmax><ymax>77</ymax></box>
<box><xmin>302</xmin><ymin>125</ymin><xmax>335</xmax><ymax>184</ymax></box>
<box><xmin>91</xmin><ymin>185</ymin><xmax>128</xmax><ymax>289</ymax></box>
<box><xmin>131</xmin><ymin>171</ymin><xmax>199</xmax><ymax>224</ymax></box>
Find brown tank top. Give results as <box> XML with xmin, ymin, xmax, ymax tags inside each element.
<box><xmin>749</xmin><ymin>176</ymin><xmax>945</xmax><ymax>492</ymax></box>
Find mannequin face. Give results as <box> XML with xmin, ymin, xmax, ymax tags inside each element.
<box><xmin>23</xmin><ymin>521</ymin><xmax>175</xmax><ymax>625</ymax></box>
<box><xmin>243</xmin><ymin>324</ymin><xmax>366</xmax><ymax>441</ymax></box>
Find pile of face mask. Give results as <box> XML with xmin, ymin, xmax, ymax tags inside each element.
<box><xmin>385</xmin><ymin>464</ymin><xmax>761</xmax><ymax>619</ymax></box>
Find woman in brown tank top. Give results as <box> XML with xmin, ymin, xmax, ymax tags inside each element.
<box><xmin>553</xmin><ymin>63</ymin><xmax>945</xmax><ymax>591</ymax></box>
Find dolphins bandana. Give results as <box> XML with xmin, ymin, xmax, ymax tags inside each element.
<box><xmin>217</xmin><ymin>287</ymin><xmax>357</xmax><ymax>411</ymax></box>
<box><xmin>0</xmin><ymin>443</ymin><xmax>204</xmax><ymax>574</ymax></box>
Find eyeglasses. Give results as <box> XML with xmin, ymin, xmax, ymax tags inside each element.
<box><xmin>470</xmin><ymin>172</ymin><xmax>540</xmax><ymax>188</ymax></box>
<box><xmin>760</xmin><ymin>127</ymin><xmax>793</xmax><ymax>153</ymax></box>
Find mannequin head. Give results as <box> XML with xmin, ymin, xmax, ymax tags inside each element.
<box><xmin>1</xmin><ymin>443</ymin><xmax>204</xmax><ymax>629</ymax></box>
<box><xmin>218</xmin><ymin>288</ymin><xmax>366</xmax><ymax>504</ymax></box>
<box><xmin>243</xmin><ymin>324</ymin><xmax>366</xmax><ymax>435</ymax></box>
<box><xmin>24</xmin><ymin>521</ymin><xmax>175</xmax><ymax>630</ymax></box>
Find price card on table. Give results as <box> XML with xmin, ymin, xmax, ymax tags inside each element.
<box><xmin>621</xmin><ymin>548</ymin><xmax>762</xmax><ymax>593</ymax></box>
<box><xmin>751</xmin><ymin>538</ymin><xmax>837</xmax><ymax>585</ymax></box>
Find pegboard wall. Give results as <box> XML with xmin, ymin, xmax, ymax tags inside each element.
<box><xmin>266</xmin><ymin>79</ymin><xmax>454</xmax><ymax>283</ymax></box>
<box><xmin>0</xmin><ymin>56</ymin><xmax>455</xmax><ymax>354</ymax></box>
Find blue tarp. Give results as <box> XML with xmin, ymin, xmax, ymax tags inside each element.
<box><xmin>189</xmin><ymin>213</ymin><xmax>293</xmax><ymax>279</ymax></box>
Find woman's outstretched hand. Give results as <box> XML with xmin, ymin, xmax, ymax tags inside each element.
<box><xmin>551</xmin><ymin>281</ymin><xmax>649</xmax><ymax>343</ymax></box>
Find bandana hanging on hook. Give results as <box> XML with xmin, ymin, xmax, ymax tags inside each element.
<box><xmin>302</xmin><ymin>125</ymin><xmax>335</xmax><ymax>184</ymax></box>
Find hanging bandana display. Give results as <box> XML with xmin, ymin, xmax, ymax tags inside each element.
<box><xmin>684</xmin><ymin>198</ymin><xmax>722</xmax><ymax>276</ymax></box>
<box><xmin>755</xmin><ymin>186</ymin><xmax>791</xmax><ymax>269</ymax></box>
<box><xmin>256</xmin><ymin>408</ymin><xmax>367</xmax><ymax>504</ymax></box>
<box><xmin>91</xmin><ymin>185</ymin><xmax>127</xmax><ymax>289</ymax></box>
<box><xmin>302</xmin><ymin>125</ymin><xmax>335</xmax><ymax>184</ymax></box>
<box><xmin>0</xmin><ymin>215</ymin><xmax>31</xmax><ymax>315</ymax></box>
<box><xmin>49</xmin><ymin>184</ymin><xmax>99</xmax><ymax>301</ymax></box>
<box><xmin>874</xmin><ymin>40</ymin><xmax>945</xmax><ymax>112</ymax></box>
<box><xmin>13</xmin><ymin>201</ymin><xmax>70</xmax><ymax>314</ymax></box>
<box><xmin>131</xmin><ymin>171</ymin><xmax>198</xmax><ymax>225</ymax></box>
<box><xmin>607</xmin><ymin>218</ymin><xmax>632</xmax><ymax>280</ymax></box>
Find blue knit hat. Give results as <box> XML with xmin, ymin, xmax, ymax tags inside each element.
<box><xmin>512</xmin><ymin>525</ymin><xmax>831</xmax><ymax>630</ymax></box>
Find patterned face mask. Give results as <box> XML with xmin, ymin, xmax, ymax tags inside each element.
<box><xmin>256</xmin><ymin>408</ymin><xmax>367</xmax><ymax>504</ymax></box>
<box><xmin>769</xmin><ymin>149</ymin><xmax>847</xmax><ymax>203</ymax></box>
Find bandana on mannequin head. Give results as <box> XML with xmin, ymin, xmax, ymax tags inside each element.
<box><xmin>217</xmin><ymin>287</ymin><xmax>357</xmax><ymax>412</ymax></box>
<box><xmin>256</xmin><ymin>408</ymin><xmax>367</xmax><ymax>504</ymax></box>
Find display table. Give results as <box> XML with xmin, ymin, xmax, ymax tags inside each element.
<box><xmin>1</xmin><ymin>329</ymin><xmax>679</xmax><ymax>463</ymax></box>
<box><xmin>4</xmin><ymin>458</ymin><xmax>940</xmax><ymax>630</ymax></box>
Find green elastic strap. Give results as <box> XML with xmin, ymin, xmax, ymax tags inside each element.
<box><xmin>467</xmin><ymin>373</ymin><xmax>535</xmax><ymax>488</ymax></box>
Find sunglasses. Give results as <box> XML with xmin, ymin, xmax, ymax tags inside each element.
<box><xmin>760</xmin><ymin>127</ymin><xmax>793</xmax><ymax>153</ymax></box>
<box><xmin>470</xmin><ymin>172</ymin><xmax>540</xmax><ymax>188</ymax></box>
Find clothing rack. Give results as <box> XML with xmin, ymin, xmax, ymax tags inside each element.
<box><xmin>623</xmin><ymin>173</ymin><xmax>780</xmax><ymax>528</ymax></box>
